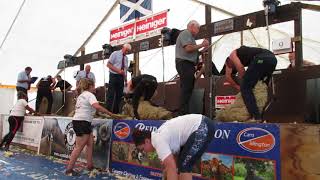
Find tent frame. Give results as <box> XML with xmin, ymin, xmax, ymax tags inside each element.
<box><xmin>59</xmin><ymin>2</ymin><xmax>320</xmax><ymax>118</ymax></box>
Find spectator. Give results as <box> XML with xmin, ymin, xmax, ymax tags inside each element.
<box><xmin>287</xmin><ymin>51</ymin><xmax>315</xmax><ymax>68</ymax></box>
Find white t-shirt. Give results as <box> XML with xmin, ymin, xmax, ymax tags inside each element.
<box><xmin>151</xmin><ymin>114</ymin><xmax>203</xmax><ymax>161</ymax></box>
<box><xmin>73</xmin><ymin>91</ymin><xmax>98</xmax><ymax>122</ymax></box>
<box><xmin>10</xmin><ymin>99</ymin><xmax>28</xmax><ymax>116</ymax></box>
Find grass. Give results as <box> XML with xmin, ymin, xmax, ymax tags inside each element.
<box><xmin>234</xmin><ymin>176</ymin><xmax>245</xmax><ymax>180</ymax></box>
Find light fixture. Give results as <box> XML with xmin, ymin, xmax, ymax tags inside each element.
<box><xmin>102</xmin><ymin>44</ymin><xmax>113</xmax><ymax>57</ymax></box>
<box><xmin>263</xmin><ymin>0</ymin><xmax>280</xmax><ymax>14</ymax></box>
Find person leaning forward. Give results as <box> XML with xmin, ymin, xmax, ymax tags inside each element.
<box><xmin>175</xmin><ymin>20</ymin><xmax>209</xmax><ymax>115</ymax></box>
<box><xmin>105</xmin><ymin>43</ymin><xmax>131</xmax><ymax>114</ymax></box>
<box><xmin>132</xmin><ymin>114</ymin><xmax>216</xmax><ymax>180</ymax></box>
<box><xmin>224</xmin><ymin>45</ymin><xmax>277</xmax><ymax>121</ymax></box>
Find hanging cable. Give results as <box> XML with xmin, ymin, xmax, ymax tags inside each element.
<box><xmin>140</xmin><ymin>2</ymin><xmax>202</xmax><ymax>71</ymax></box>
<box><xmin>265</xmin><ymin>7</ymin><xmax>271</xmax><ymax>50</ymax></box>
<box><xmin>103</xmin><ymin>58</ymin><xmax>107</xmax><ymax>104</ymax></box>
<box><xmin>0</xmin><ymin>0</ymin><xmax>26</xmax><ymax>50</ymax></box>
<box><xmin>161</xmin><ymin>34</ymin><xmax>166</xmax><ymax>105</ymax></box>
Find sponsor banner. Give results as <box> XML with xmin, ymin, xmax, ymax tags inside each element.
<box><xmin>135</xmin><ymin>10</ymin><xmax>167</xmax><ymax>41</ymax></box>
<box><xmin>111</xmin><ymin>120</ymin><xmax>280</xmax><ymax>180</ymax></box>
<box><xmin>215</xmin><ymin>95</ymin><xmax>236</xmax><ymax>109</ymax></box>
<box><xmin>39</xmin><ymin>117</ymin><xmax>112</xmax><ymax>169</ymax></box>
<box><xmin>0</xmin><ymin>114</ymin><xmax>3</xmax><ymax>140</ymax></box>
<box><xmin>2</xmin><ymin>115</ymin><xmax>44</xmax><ymax>150</ymax></box>
<box><xmin>110</xmin><ymin>10</ymin><xmax>168</xmax><ymax>46</ymax></box>
<box><xmin>110</xmin><ymin>23</ymin><xmax>135</xmax><ymax>46</ymax></box>
<box><xmin>111</xmin><ymin>120</ymin><xmax>163</xmax><ymax>179</ymax></box>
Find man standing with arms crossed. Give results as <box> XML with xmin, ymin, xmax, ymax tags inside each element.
<box><xmin>106</xmin><ymin>43</ymin><xmax>131</xmax><ymax>114</ymax></box>
<box><xmin>175</xmin><ymin>20</ymin><xmax>209</xmax><ymax>115</ymax></box>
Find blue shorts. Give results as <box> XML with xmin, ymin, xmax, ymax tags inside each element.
<box><xmin>177</xmin><ymin>116</ymin><xmax>215</xmax><ymax>173</ymax></box>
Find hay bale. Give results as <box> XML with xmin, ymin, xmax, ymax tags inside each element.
<box><xmin>122</xmin><ymin>100</ymin><xmax>172</xmax><ymax>120</ymax></box>
<box><xmin>216</xmin><ymin>81</ymin><xmax>268</xmax><ymax>122</ymax></box>
<box><xmin>95</xmin><ymin>112</ymin><xmax>133</xmax><ymax>120</ymax></box>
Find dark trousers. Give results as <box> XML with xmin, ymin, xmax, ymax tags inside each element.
<box><xmin>241</xmin><ymin>54</ymin><xmax>277</xmax><ymax>120</ymax></box>
<box><xmin>176</xmin><ymin>60</ymin><xmax>196</xmax><ymax>115</ymax></box>
<box><xmin>36</xmin><ymin>91</ymin><xmax>53</xmax><ymax>114</ymax></box>
<box><xmin>0</xmin><ymin>116</ymin><xmax>24</xmax><ymax>148</ymax></box>
<box><xmin>178</xmin><ymin>116</ymin><xmax>215</xmax><ymax>172</ymax></box>
<box><xmin>16</xmin><ymin>86</ymin><xmax>28</xmax><ymax>97</ymax></box>
<box><xmin>106</xmin><ymin>73</ymin><xmax>124</xmax><ymax>114</ymax></box>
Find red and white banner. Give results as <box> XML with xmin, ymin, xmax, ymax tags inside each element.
<box><xmin>110</xmin><ymin>23</ymin><xmax>135</xmax><ymax>46</ymax></box>
<box><xmin>215</xmin><ymin>96</ymin><xmax>236</xmax><ymax>109</ymax></box>
<box><xmin>110</xmin><ymin>10</ymin><xmax>168</xmax><ymax>46</ymax></box>
<box><xmin>135</xmin><ymin>10</ymin><xmax>167</xmax><ymax>41</ymax></box>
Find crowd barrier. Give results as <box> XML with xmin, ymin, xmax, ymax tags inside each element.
<box><xmin>111</xmin><ymin>120</ymin><xmax>280</xmax><ymax>180</ymax></box>
<box><xmin>0</xmin><ymin>115</ymin><xmax>283</xmax><ymax>180</ymax></box>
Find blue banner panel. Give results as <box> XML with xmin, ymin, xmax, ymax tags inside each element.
<box><xmin>111</xmin><ymin>120</ymin><xmax>280</xmax><ymax>180</ymax></box>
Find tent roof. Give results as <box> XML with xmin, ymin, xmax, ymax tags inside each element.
<box><xmin>0</xmin><ymin>0</ymin><xmax>319</xmax><ymax>86</ymax></box>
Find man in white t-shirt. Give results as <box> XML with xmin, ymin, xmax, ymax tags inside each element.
<box><xmin>132</xmin><ymin>114</ymin><xmax>215</xmax><ymax>180</ymax></box>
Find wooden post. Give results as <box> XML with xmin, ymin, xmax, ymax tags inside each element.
<box><xmin>204</xmin><ymin>5</ymin><xmax>213</xmax><ymax>118</ymax></box>
<box><xmin>80</xmin><ymin>48</ymin><xmax>85</xmax><ymax>70</ymax></box>
<box><xmin>294</xmin><ymin>9</ymin><xmax>303</xmax><ymax>69</ymax></box>
<box><xmin>133</xmin><ymin>52</ymin><xmax>140</xmax><ymax>77</ymax></box>
<box><xmin>240</xmin><ymin>31</ymin><xmax>244</xmax><ymax>45</ymax></box>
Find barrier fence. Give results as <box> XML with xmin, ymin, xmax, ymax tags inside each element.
<box><xmin>0</xmin><ymin>115</ymin><xmax>281</xmax><ymax>180</ymax></box>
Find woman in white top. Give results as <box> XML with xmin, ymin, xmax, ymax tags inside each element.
<box><xmin>132</xmin><ymin>114</ymin><xmax>216</xmax><ymax>180</ymax></box>
<box><xmin>65</xmin><ymin>78</ymin><xmax>113</xmax><ymax>176</ymax></box>
<box><xmin>0</xmin><ymin>91</ymin><xmax>36</xmax><ymax>151</ymax></box>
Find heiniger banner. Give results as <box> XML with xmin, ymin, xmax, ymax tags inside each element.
<box><xmin>110</xmin><ymin>120</ymin><xmax>281</xmax><ymax>180</ymax></box>
<box><xmin>110</xmin><ymin>10</ymin><xmax>168</xmax><ymax>46</ymax></box>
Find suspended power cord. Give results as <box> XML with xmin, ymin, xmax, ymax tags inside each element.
<box><xmin>179</xmin><ymin>3</ymin><xmax>202</xmax><ymax>29</ymax></box>
<box><xmin>0</xmin><ymin>0</ymin><xmax>26</xmax><ymax>50</ymax></box>
<box><xmin>265</xmin><ymin>9</ymin><xmax>271</xmax><ymax>50</ymax></box>
<box><xmin>161</xmin><ymin>35</ymin><xmax>165</xmax><ymax>82</ymax></box>
<box><xmin>140</xmin><ymin>2</ymin><xmax>202</xmax><ymax>71</ymax></box>
<box><xmin>140</xmin><ymin>49</ymin><xmax>162</xmax><ymax>68</ymax></box>
<box><xmin>103</xmin><ymin>59</ymin><xmax>107</xmax><ymax>103</ymax></box>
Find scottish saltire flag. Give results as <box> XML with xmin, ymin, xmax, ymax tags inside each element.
<box><xmin>120</xmin><ymin>0</ymin><xmax>152</xmax><ymax>22</ymax></box>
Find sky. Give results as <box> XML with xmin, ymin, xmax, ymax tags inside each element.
<box><xmin>0</xmin><ymin>0</ymin><xmax>319</xmax><ymax>88</ymax></box>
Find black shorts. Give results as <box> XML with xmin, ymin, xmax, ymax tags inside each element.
<box><xmin>72</xmin><ymin>120</ymin><xmax>92</xmax><ymax>136</ymax></box>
